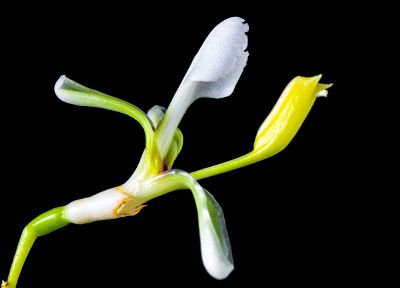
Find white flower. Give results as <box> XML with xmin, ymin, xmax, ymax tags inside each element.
<box><xmin>53</xmin><ymin>17</ymin><xmax>248</xmax><ymax>280</ymax></box>
<box><xmin>4</xmin><ymin>16</ymin><xmax>331</xmax><ymax>288</ymax></box>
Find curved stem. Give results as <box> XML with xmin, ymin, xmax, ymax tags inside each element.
<box><xmin>5</xmin><ymin>207</ymin><xmax>69</xmax><ymax>288</ymax></box>
<box><xmin>190</xmin><ymin>150</ymin><xmax>265</xmax><ymax>180</ymax></box>
<box><xmin>105</xmin><ymin>98</ymin><xmax>159</xmax><ymax>170</ymax></box>
<box><xmin>134</xmin><ymin>170</ymin><xmax>233</xmax><ymax>279</ymax></box>
<box><xmin>54</xmin><ymin>76</ymin><xmax>160</xmax><ymax>169</ymax></box>
<box><xmin>107</xmin><ymin>98</ymin><xmax>155</xmax><ymax>151</ymax></box>
<box><xmin>61</xmin><ymin>90</ymin><xmax>157</xmax><ymax>164</ymax></box>
<box><xmin>86</xmin><ymin>95</ymin><xmax>155</xmax><ymax>155</ymax></box>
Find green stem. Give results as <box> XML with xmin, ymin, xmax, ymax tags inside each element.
<box><xmin>191</xmin><ymin>150</ymin><xmax>265</xmax><ymax>180</ymax></box>
<box><xmin>93</xmin><ymin>96</ymin><xmax>155</xmax><ymax>155</ymax></box>
<box><xmin>55</xmin><ymin>76</ymin><xmax>161</xmax><ymax>170</ymax></box>
<box><xmin>108</xmin><ymin>98</ymin><xmax>160</xmax><ymax>171</ymax></box>
<box><xmin>66</xmin><ymin>90</ymin><xmax>158</xmax><ymax>166</ymax></box>
<box><xmin>6</xmin><ymin>207</ymin><xmax>69</xmax><ymax>288</ymax></box>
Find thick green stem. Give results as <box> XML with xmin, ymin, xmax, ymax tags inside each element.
<box><xmin>5</xmin><ymin>207</ymin><xmax>69</xmax><ymax>288</ymax></box>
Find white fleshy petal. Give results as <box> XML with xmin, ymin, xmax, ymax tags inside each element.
<box><xmin>133</xmin><ymin>171</ymin><xmax>234</xmax><ymax>279</ymax></box>
<box><xmin>156</xmin><ymin>17</ymin><xmax>249</xmax><ymax>157</ymax></box>
<box><xmin>199</xmin><ymin>190</ymin><xmax>234</xmax><ymax>280</ymax></box>
<box><xmin>195</xmin><ymin>51</ymin><xmax>248</xmax><ymax>98</ymax></box>
<box><xmin>201</xmin><ymin>225</ymin><xmax>234</xmax><ymax>279</ymax></box>
<box><xmin>184</xmin><ymin>17</ymin><xmax>249</xmax><ymax>87</ymax></box>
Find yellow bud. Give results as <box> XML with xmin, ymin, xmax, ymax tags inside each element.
<box><xmin>254</xmin><ymin>75</ymin><xmax>332</xmax><ymax>157</ymax></box>
<box><xmin>191</xmin><ymin>75</ymin><xmax>332</xmax><ymax>181</ymax></box>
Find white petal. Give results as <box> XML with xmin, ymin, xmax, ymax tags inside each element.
<box><xmin>195</xmin><ymin>50</ymin><xmax>248</xmax><ymax>98</ymax></box>
<box><xmin>156</xmin><ymin>17</ymin><xmax>249</xmax><ymax>158</ymax></box>
<box><xmin>135</xmin><ymin>171</ymin><xmax>234</xmax><ymax>279</ymax></box>
<box><xmin>201</xmin><ymin>224</ymin><xmax>234</xmax><ymax>279</ymax></box>
<box><xmin>199</xmin><ymin>190</ymin><xmax>234</xmax><ymax>279</ymax></box>
<box><xmin>184</xmin><ymin>17</ymin><xmax>249</xmax><ymax>91</ymax></box>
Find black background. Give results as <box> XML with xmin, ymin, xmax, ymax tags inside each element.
<box><xmin>0</xmin><ymin>4</ymin><xmax>377</xmax><ymax>287</ymax></box>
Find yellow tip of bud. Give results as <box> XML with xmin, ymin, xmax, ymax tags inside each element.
<box><xmin>253</xmin><ymin>75</ymin><xmax>332</xmax><ymax>157</ymax></box>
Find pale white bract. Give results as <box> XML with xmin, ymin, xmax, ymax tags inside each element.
<box><xmin>156</xmin><ymin>17</ymin><xmax>249</xmax><ymax>158</ymax></box>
